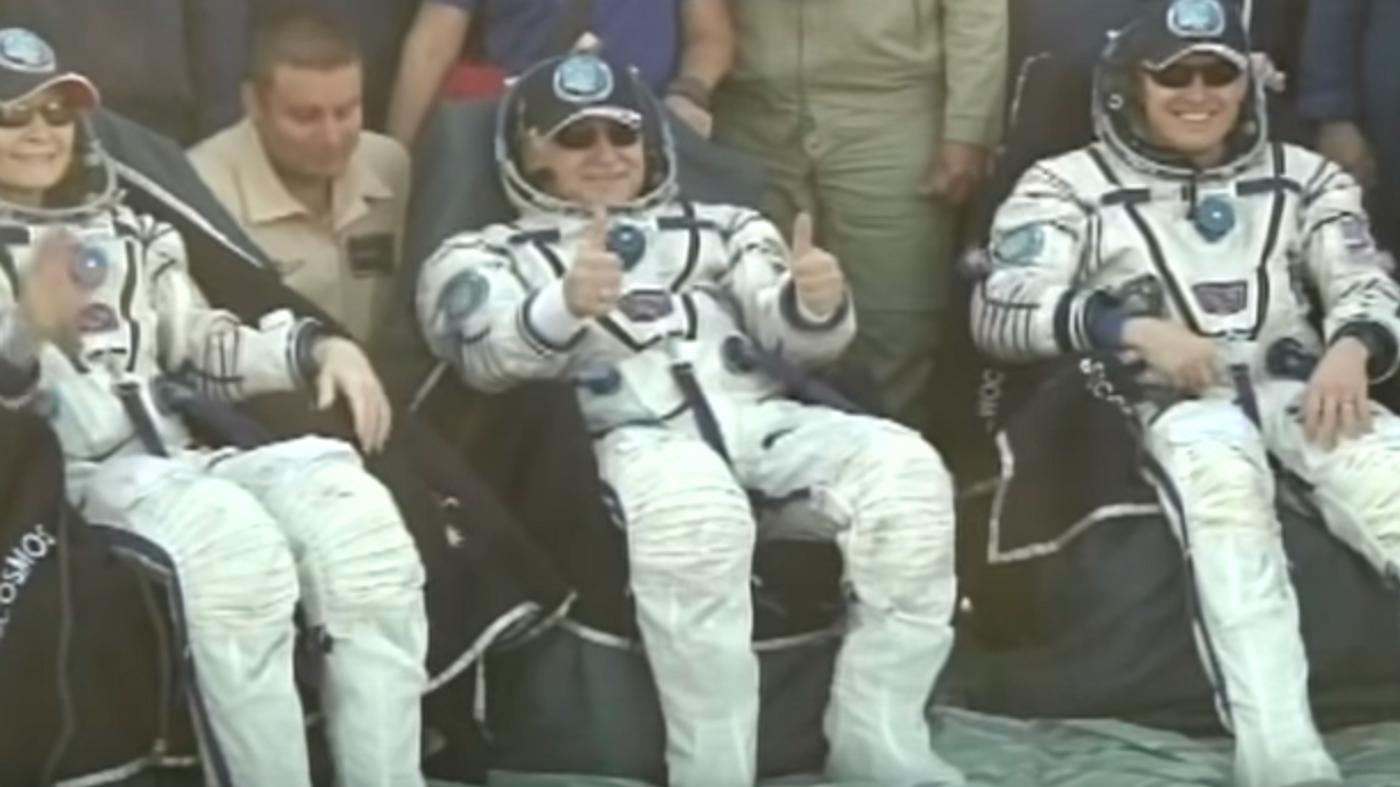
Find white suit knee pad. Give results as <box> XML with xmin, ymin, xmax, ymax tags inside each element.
<box><xmin>261</xmin><ymin>459</ymin><xmax>426</xmax><ymax>624</ymax></box>
<box><xmin>827</xmin><ymin>424</ymin><xmax>957</xmax><ymax>610</ymax></box>
<box><xmin>141</xmin><ymin>477</ymin><xmax>300</xmax><ymax>630</ymax></box>
<box><xmin>1155</xmin><ymin>410</ymin><xmax>1275</xmax><ymax>534</ymax></box>
<box><xmin>1309</xmin><ymin>422</ymin><xmax>1400</xmax><ymax>566</ymax></box>
<box><xmin>608</xmin><ymin>440</ymin><xmax>755</xmax><ymax>595</ymax></box>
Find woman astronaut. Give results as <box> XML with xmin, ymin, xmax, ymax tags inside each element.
<box><xmin>971</xmin><ymin>0</ymin><xmax>1400</xmax><ymax>785</ymax></box>
<box><xmin>0</xmin><ymin>28</ymin><xmax>428</xmax><ymax>787</ymax></box>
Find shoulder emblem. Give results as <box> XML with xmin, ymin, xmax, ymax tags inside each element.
<box><xmin>991</xmin><ymin>223</ymin><xmax>1047</xmax><ymax>265</ymax></box>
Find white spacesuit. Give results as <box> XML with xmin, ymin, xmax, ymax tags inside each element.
<box><xmin>970</xmin><ymin>1</ymin><xmax>1400</xmax><ymax>786</ymax></box>
<box><xmin>417</xmin><ymin>52</ymin><xmax>962</xmax><ymax>787</ymax></box>
<box><xmin>0</xmin><ymin>34</ymin><xmax>428</xmax><ymax>787</ymax></box>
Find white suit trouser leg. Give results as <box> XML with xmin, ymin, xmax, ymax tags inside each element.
<box><xmin>595</xmin><ymin>426</ymin><xmax>760</xmax><ymax>787</ymax></box>
<box><xmin>1259</xmin><ymin>380</ymin><xmax>1400</xmax><ymax>586</ymax></box>
<box><xmin>735</xmin><ymin>401</ymin><xmax>962</xmax><ymax>787</ymax></box>
<box><xmin>81</xmin><ymin>455</ymin><xmax>311</xmax><ymax>787</ymax></box>
<box><xmin>209</xmin><ymin>437</ymin><xmax>429</xmax><ymax>787</ymax></box>
<box><xmin>1143</xmin><ymin>399</ymin><xmax>1339</xmax><ymax>787</ymax></box>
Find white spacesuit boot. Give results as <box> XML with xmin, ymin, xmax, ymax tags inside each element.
<box><xmin>595</xmin><ymin>428</ymin><xmax>760</xmax><ymax>787</ymax></box>
<box><xmin>214</xmin><ymin>442</ymin><xmax>430</xmax><ymax>787</ymax></box>
<box><xmin>819</xmin><ymin>427</ymin><xmax>964</xmax><ymax>787</ymax></box>
<box><xmin>1148</xmin><ymin>403</ymin><xmax>1340</xmax><ymax>787</ymax></box>
<box><xmin>1189</xmin><ymin>531</ymin><xmax>1343</xmax><ymax>787</ymax></box>
<box><xmin>314</xmin><ymin>592</ymin><xmax>430</xmax><ymax>787</ymax></box>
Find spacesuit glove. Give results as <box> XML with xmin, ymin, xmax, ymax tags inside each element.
<box><xmin>311</xmin><ymin>336</ymin><xmax>393</xmax><ymax>454</ymax></box>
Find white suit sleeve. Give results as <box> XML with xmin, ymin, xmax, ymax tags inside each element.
<box><xmin>0</xmin><ymin>273</ymin><xmax>40</xmax><ymax>409</ymax></box>
<box><xmin>416</xmin><ymin>232</ymin><xmax>580</xmax><ymax>393</ymax></box>
<box><xmin>1300</xmin><ymin>160</ymin><xmax>1400</xmax><ymax>381</ymax></box>
<box><xmin>716</xmin><ymin>208</ymin><xmax>855</xmax><ymax>368</ymax></box>
<box><xmin>143</xmin><ymin>216</ymin><xmax>315</xmax><ymax>401</ymax></box>
<box><xmin>970</xmin><ymin>162</ymin><xmax>1108</xmax><ymax>362</ymax></box>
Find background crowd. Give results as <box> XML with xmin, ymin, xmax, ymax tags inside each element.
<box><xmin>0</xmin><ymin>0</ymin><xmax>1393</xmax><ymax>436</ymax></box>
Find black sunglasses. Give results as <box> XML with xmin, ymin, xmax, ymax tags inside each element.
<box><xmin>0</xmin><ymin>98</ymin><xmax>80</xmax><ymax>129</ymax></box>
<box><xmin>552</xmin><ymin>121</ymin><xmax>641</xmax><ymax>151</ymax></box>
<box><xmin>1144</xmin><ymin>59</ymin><xmax>1244</xmax><ymax>89</ymax></box>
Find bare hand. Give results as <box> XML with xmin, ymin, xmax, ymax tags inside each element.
<box><xmin>1303</xmin><ymin>337</ymin><xmax>1372</xmax><ymax>450</ymax></box>
<box><xmin>19</xmin><ymin>229</ymin><xmax>84</xmax><ymax>350</ymax></box>
<box><xmin>563</xmin><ymin>207</ymin><xmax>624</xmax><ymax>319</ymax></box>
<box><xmin>922</xmin><ymin>141</ymin><xmax>987</xmax><ymax>206</ymax></box>
<box><xmin>312</xmin><ymin>336</ymin><xmax>393</xmax><ymax>454</ymax></box>
<box><xmin>1318</xmin><ymin>122</ymin><xmax>1376</xmax><ymax>188</ymax></box>
<box><xmin>1123</xmin><ymin>317</ymin><xmax>1221</xmax><ymax>394</ymax></box>
<box><xmin>788</xmin><ymin>212</ymin><xmax>846</xmax><ymax>318</ymax></box>
<box><xmin>664</xmin><ymin>94</ymin><xmax>713</xmax><ymax>138</ymax></box>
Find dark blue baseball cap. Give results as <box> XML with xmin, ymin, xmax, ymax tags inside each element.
<box><xmin>0</xmin><ymin>28</ymin><xmax>99</xmax><ymax>108</ymax></box>
<box><xmin>1129</xmin><ymin>0</ymin><xmax>1251</xmax><ymax>71</ymax></box>
<box><xmin>515</xmin><ymin>52</ymin><xmax>645</xmax><ymax>139</ymax></box>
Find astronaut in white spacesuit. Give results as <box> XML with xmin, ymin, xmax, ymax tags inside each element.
<box><xmin>0</xmin><ymin>29</ymin><xmax>428</xmax><ymax>787</ymax></box>
<box><xmin>970</xmin><ymin>1</ymin><xmax>1400</xmax><ymax>785</ymax></box>
<box><xmin>417</xmin><ymin>49</ymin><xmax>963</xmax><ymax>787</ymax></box>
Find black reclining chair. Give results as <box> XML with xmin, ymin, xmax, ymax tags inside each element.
<box><xmin>938</xmin><ymin>0</ymin><xmax>1400</xmax><ymax>732</ymax></box>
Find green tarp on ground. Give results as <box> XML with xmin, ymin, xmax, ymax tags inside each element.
<box><xmin>113</xmin><ymin>709</ymin><xmax>1400</xmax><ymax>787</ymax></box>
<box><xmin>486</xmin><ymin>710</ymin><xmax>1400</xmax><ymax>787</ymax></box>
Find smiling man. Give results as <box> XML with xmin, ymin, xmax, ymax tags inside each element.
<box><xmin>190</xmin><ymin>7</ymin><xmax>410</xmax><ymax>346</ymax></box>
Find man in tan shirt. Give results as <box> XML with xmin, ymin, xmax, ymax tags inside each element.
<box><xmin>190</xmin><ymin>7</ymin><xmax>411</xmax><ymax>346</ymax></box>
<box><xmin>713</xmin><ymin>0</ymin><xmax>1008</xmax><ymax>435</ymax></box>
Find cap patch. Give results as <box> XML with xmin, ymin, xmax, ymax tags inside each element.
<box><xmin>0</xmin><ymin>29</ymin><xmax>55</xmax><ymax>74</ymax></box>
<box><xmin>1167</xmin><ymin>0</ymin><xmax>1227</xmax><ymax>38</ymax></box>
<box><xmin>554</xmin><ymin>54</ymin><xmax>614</xmax><ymax>105</ymax></box>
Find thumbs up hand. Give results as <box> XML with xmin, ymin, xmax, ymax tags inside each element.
<box><xmin>788</xmin><ymin>212</ymin><xmax>845</xmax><ymax>318</ymax></box>
<box><xmin>563</xmin><ymin>207</ymin><xmax>625</xmax><ymax>319</ymax></box>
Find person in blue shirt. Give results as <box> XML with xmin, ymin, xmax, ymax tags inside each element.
<box><xmin>386</xmin><ymin>0</ymin><xmax>733</xmax><ymax>147</ymax></box>
<box><xmin>1299</xmin><ymin>0</ymin><xmax>1400</xmax><ymax>253</ymax></box>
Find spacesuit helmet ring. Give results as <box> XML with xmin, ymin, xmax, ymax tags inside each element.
<box><xmin>0</xmin><ymin>27</ymin><xmax>118</xmax><ymax>223</ymax></box>
<box><xmin>496</xmin><ymin>47</ymin><xmax>678</xmax><ymax>217</ymax></box>
<box><xmin>1093</xmin><ymin>0</ymin><xmax>1266</xmax><ymax>179</ymax></box>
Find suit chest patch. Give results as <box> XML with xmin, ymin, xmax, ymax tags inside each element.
<box><xmin>1191</xmin><ymin>280</ymin><xmax>1249</xmax><ymax>315</ymax></box>
<box><xmin>77</xmin><ymin>303</ymin><xmax>121</xmax><ymax>333</ymax></box>
<box><xmin>617</xmin><ymin>289</ymin><xmax>674</xmax><ymax>323</ymax></box>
